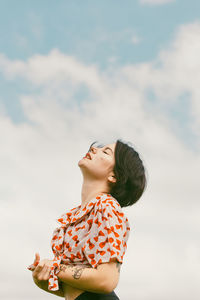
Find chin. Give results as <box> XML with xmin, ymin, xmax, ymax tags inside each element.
<box><xmin>78</xmin><ymin>158</ymin><xmax>85</xmax><ymax>166</ymax></box>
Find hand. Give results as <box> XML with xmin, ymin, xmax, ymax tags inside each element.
<box><xmin>27</xmin><ymin>252</ymin><xmax>40</xmax><ymax>271</ymax></box>
<box><xmin>29</xmin><ymin>253</ymin><xmax>53</xmax><ymax>282</ymax></box>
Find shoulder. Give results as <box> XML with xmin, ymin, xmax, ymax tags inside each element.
<box><xmin>94</xmin><ymin>193</ymin><xmax>130</xmax><ymax>227</ymax></box>
<box><xmin>95</xmin><ymin>193</ymin><xmax>121</xmax><ymax>209</ymax></box>
<box><xmin>96</xmin><ymin>193</ymin><xmax>124</xmax><ymax>215</ymax></box>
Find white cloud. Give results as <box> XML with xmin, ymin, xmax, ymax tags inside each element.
<box><xmin>140</xmin><ymin>0</ymin><xmax>175</xmax><ymax>5</ymax></box>
<box><xmin>0</xmin><ymin>21</ymin><xmax>200</xmax><ymax>300</ymax></box>
<box><xmin>121</xmin><ymin>22</ymin><xmax>200</xmax><ymax>145</ymax></box>
<box><xmin>0</xmin><ymin>50</ymin><xmax>102</xmax><ymax>92</ymax></box>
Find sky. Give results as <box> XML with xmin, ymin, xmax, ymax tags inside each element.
<box><xmin>0</xmin><ymin>0</ymin><xmax>199</xmax><ymax>299</ymax></box>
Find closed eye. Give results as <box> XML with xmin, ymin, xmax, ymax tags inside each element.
<box><xmin>104</xmin><ymin>147</ymin><xmax>113</xmax><ymax>155</ymax></box>
<box><xmin>103</xmin><ymin>151</ymin><xmax>108</xmax><ymax>154</ymax></box>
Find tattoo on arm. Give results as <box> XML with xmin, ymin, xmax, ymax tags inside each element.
<box><xmin>59</xmin><ymin>264</ymin><xmax>91</xmax><ymax>280</ymax></box>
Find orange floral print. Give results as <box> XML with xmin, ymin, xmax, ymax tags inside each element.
<box><xmin>29</xmin><ymin>192</ymin><xmax>130</xmax><ymax>291</ymax></box>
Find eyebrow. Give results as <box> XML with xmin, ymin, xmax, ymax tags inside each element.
<box><xmin>104</xmin><ymin>147</ymin><xmax>113</xmax><ymax>154</ymax></box>
<box><xmin>88</xmin><ymin>143</ymin><xmax>113</xmax><ymax>155</ymax></box>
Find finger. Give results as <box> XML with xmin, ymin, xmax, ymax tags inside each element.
<box><xmin>33</xmin><ymin>253</ymin><xmax>40</xmax><ymax>266</ymax></box>
<box><xmin>37</xmin><ymin>265</ymin><xmax>49</xmax><ymax>281</ymax></box>
<box><xmin>27</xmin><ymin>252</ymin><xmax>40</xmax><ymax>271</ymax></box>
<box><xmin>27</xmin><ymin>265</ymin><xmax>35</xmax><ymax>271</ymax></box>
<box><xmin>32</xmin><ymin>264</ymin><xmax>43</xmax><ymax>278</ymax></box>
<box><xmin>41</xmin><ymin>266</ymin><xmax>51</xmax><ymax>281</ymax></box>
<box><xmin>45</xmin><ymin>260</ymin><xmax>53</xmax><ymax>268</ymax></box>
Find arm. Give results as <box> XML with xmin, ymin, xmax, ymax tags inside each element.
<box><xmin>57</xmin><ymin>258</ymin><xmax>121</xmax><ymax>294</ymax></box>
<box><xmin>29</xmin><ymin>253</ymin><xmax>64</xmax><ymax>297</ymax></box>
<box><xmin>30</xmin><ymin>254</ymin><xmax>121</xmax><ymax>294</ymax></box>
<box><xmin>33</xmin><ymin>276</ymin><xmax>64</xmax><ymax>297</ymax></box>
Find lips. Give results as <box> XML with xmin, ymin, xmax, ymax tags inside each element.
<box><xmin>84</xmin><ymin>152</ymin><xmax>92</xmax><ymax>160</ymax></box>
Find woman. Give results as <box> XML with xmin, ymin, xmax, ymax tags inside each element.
<box><xmin>28</xmin><ymin>139</ymin><xmax>147</xmax><ymax>299</ymax></box>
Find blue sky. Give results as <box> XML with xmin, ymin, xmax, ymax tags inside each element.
<box><xmin>0</xmin><ymin>0</ymin><xmax>200</xmax><ymax>65</ymax></box>
<box><xmin>0</xmin><ymin>1</ymin><xmax>200</xmax><ymax>300</ymax></box>
<box><xmin>1</xmin><ymin>0</ymin><xmax>200</xmax><ymax>150</ymax></box>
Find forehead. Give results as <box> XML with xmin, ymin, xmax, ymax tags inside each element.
<box><xmin>90</xmin><ymin>141</ymin><xmax>116</xmax><ymax>151</ymax></box>
<box><xmin>98</xmin><ymin>142</ymin><xmax>116</xmax><ymax>154</ymax></box>
<box><xmin>105</xmin><ymin>143</ymin><xmax>116</xmax><ymax>151</ymax></box>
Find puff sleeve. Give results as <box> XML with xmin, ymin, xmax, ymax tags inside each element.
<box><xmin>83</xmin><ymin>198</ymin><xmax>130</xmax><ymax>268</ymax></box>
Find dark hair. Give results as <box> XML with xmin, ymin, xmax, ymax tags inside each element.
<box><xmin>111</xmin><ymin>139</ymin><xmax>147</xmax><ymax>207</ymax></box>
<box><xmin>89</xmin><ymin>139</ymin><xmax>147</xmax><ymax>208</ymax></box>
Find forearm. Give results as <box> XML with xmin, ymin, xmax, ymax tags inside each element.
<box><xmin>57</xmin><ymin>264</ymin><xmax>109</xmax><ymax>294</ymax></box>
<box><xmin>33</xmin><ymin>276</ymin><xmax>64</xmax><ymax>297</ymax></box>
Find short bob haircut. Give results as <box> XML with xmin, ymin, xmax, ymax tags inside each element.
<box><xmin>88</xmin><ymin>139</ymin><xmax>147</xmax><ymax>208</ymax></box>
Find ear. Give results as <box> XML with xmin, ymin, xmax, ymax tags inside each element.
<box><xmin>108</xmin><ymin>175</ymin><xmax>116</xmax><ymax>183</ymax></box>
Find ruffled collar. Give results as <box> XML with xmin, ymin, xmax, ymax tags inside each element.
<box><xmin>57</xmin><ymin>192</ymin><xmax>112</xmax><ymax>226</ymax></box>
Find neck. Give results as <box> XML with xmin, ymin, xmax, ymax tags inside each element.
<box><xmin>80</xmin><ymin>178</ymin><xmax>110</xmax><ymax>209</ymax></box>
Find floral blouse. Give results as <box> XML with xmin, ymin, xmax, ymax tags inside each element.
<box><xmin>29</xmin><ymin>192</ymin><xmax>131</xmax><ymax>291</ymax></box>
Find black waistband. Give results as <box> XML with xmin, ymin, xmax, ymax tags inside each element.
<box><xmin>75</xmin><ymin>290</ymin><xmax>120</xmax><ymax>300</ymax></box>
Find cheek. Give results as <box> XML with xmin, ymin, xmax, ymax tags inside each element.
<box><xmin>99</xmin><ymin>157</ymin><xmax>114</xmax><ymax>169</ymax></box>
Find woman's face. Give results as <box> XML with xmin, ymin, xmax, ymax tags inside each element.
<box><xmin>78</xmin><ymin>142</ymin><xmax>116</xmax><ymax>182</ymax></box>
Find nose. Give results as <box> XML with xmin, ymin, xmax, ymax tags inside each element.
<box><xmin>90</xmin><ymin>146</ymin><xmax>97</xmax><ymax>153</ymax></box>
